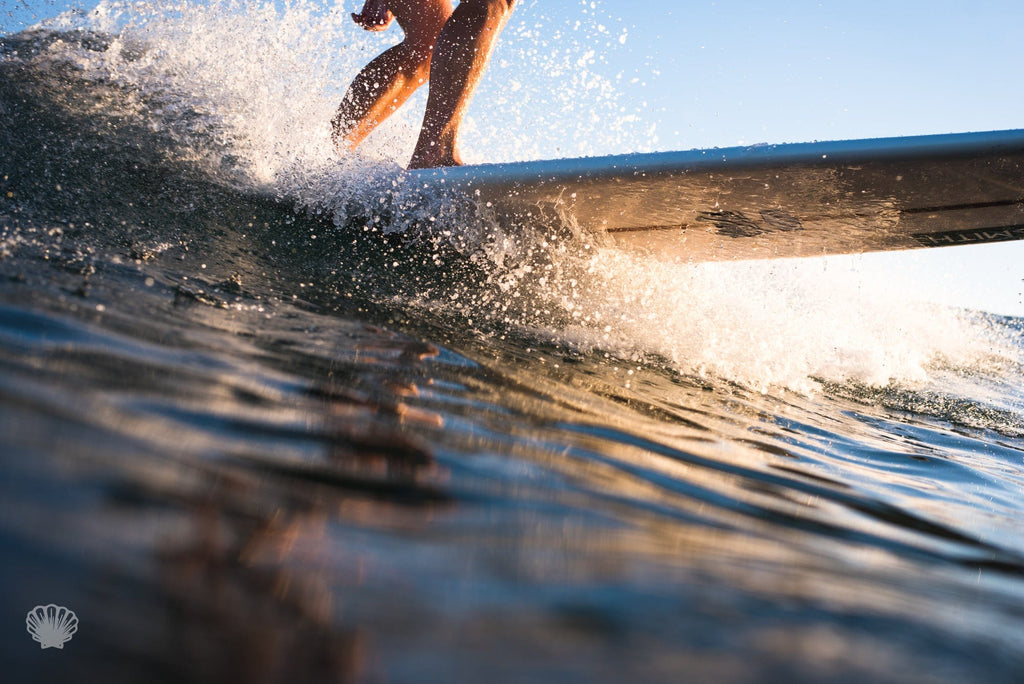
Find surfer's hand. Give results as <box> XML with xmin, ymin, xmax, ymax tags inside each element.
<box><xmin>352</xmin><ymin>0</ymin><xmax>393</xmax><ymax>31</ymax></box>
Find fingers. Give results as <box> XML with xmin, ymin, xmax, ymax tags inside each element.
<box><xmin>351</xmin><ymin>8</ymin><xmax>394</xmax><ymax>31</ymax></box>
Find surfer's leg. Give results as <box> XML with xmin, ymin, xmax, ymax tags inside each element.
<box><xmin>408</xmin><ymin>0</ymin><xmax>516</xmax><ymax>169</ymax></box>
<box><xmin>332</xmin><ymin>0</ymin><xmax>454</xmax><ymax>152</ymax></box>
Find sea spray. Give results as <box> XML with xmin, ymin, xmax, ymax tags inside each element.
<box><xmin>397</xmin><ymin>216</ymin><xmax>1016</xmax><ymax>393</ymax></box>
<box><xmin>8</xmin><ymin>0</ymin><xmax>1019</xmax><ymax>395</ymax></box>
<box><xmin>528</xmin><ymin>249</ymin><xmax>1015</xmax><ymax>393</ymax></box>
<box><xmin>6</xmin><ymin>6</ymin><xmax>1024</xmax><ymax>682</ymax></box>
<box><xmin>29</xmin><ymin>0</ymin><xmax>648</xmax><ymax>173</ymax></box>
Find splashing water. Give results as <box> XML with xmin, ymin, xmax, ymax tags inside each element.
<box><xmin>15</xmin><ymin>0</ymin><xmax>1022</xmax><ymax>395</ymax></box>
<box><xmin>5</xmin><ymin>4</ymin><xmax>1024</xmax><ymax>682</ymax></box>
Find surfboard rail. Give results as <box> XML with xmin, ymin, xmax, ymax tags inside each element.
<box><xmin>408</xmin><ymin>129</ymin><xmax>1024</xmax><ymax>261</ymax></box>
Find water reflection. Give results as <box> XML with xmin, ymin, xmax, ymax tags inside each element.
<box><xmin>2</xmin><ymin>220</ymin><xmax>1024</xmax><ymax>681</ymax></box>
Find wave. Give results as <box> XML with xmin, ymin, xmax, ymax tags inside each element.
<box><xmin>2</xmin><ymin>9</ymin><xmax>1021</xmax><ymax>397</ymax></box>
<box><xmin>4</xmin><ymin>12</ymin><xmax>1024</xmax><ymax>680</ymax></box>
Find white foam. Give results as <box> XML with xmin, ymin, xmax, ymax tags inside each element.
<box><xmin>532</xmin><ymin>249</ymin><xmax>1012</xmax><ymax>393</ymax></box>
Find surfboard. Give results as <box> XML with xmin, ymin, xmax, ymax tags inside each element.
<box><xmin>407</xmin><ymin>129</ymin><xmax>1024</xmax><ymax>262</ymax></box>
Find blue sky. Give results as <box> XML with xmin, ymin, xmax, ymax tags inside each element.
<box><xmin>601</xmin><ymin>1</ymin><xmax>1023</xmax><ymax>150</ymax></box>
<box><xmin>3</xmin><ymin>0</ymin><xmax>1023</xmax><ymax>315</ymax></box>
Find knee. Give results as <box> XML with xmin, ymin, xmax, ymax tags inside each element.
<box><xmin>398</xmin><ymin>40</ymin><xmax>434</xmax><ymax>77</ymax></box>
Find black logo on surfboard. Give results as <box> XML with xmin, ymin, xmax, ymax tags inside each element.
<box><xmin>911</xmin><ymin>224</ymin><xmax>1024</xmax><ymax>247</ymax></box>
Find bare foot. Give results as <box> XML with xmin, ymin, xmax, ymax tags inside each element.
<box><xmin>407</xmin><ymin>146</ymin><xmax>463</xmax><ymax>169</ymax></box>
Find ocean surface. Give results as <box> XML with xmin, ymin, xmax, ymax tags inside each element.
<box><xmin>3</xmin><ymin>5</ymin><xmax>1024</xmax><ymax>682</ymax></box>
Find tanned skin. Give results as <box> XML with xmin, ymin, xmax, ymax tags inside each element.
<box><xmin>332</xmin><ymin>0</ymin><xmax>516</xmax><ymax>168</ymax></box>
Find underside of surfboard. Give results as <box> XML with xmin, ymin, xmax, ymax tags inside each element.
<box><xmin>408</xmin><ymin>129</ymin><xmax>1024</xmax><ymax>262</ymax></box>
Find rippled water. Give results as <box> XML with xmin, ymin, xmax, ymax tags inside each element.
<box><xmin>2</xmin><ymin>5</ymin><xmax>1024</xmax><ymax>682</ymax></box>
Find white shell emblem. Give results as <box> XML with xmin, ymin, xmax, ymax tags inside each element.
<box><xmin>26</xmin><ymin>604</ymin><xmax>78</xmax><ymax>649</ymax></box>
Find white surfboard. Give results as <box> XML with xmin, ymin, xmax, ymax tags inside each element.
<box><xmin>408</xmin><ymin>129</ymin><xmax>1024</xmax><ymax>262</ymax></box>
